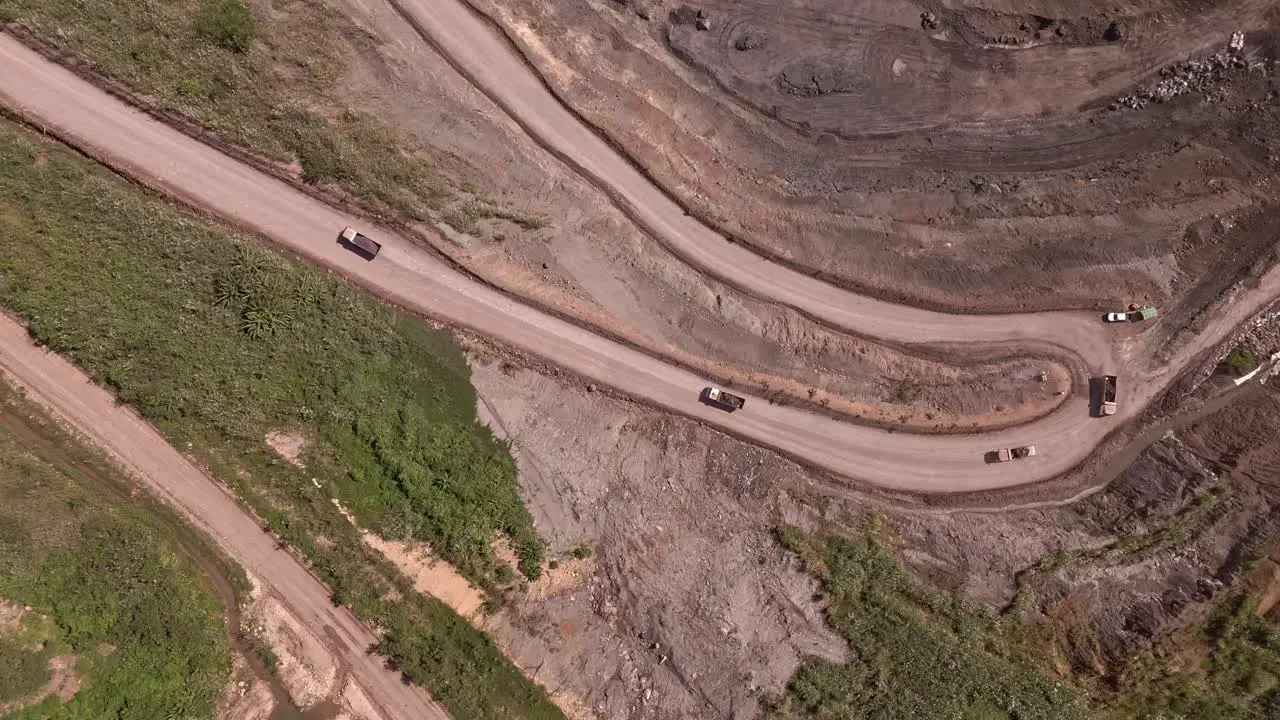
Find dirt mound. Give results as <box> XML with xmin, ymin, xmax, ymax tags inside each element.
<box><xmin>944</xmin><ymin>7</ymin><xmax>1133</xmax><ymax>48</ymax></box>
<box><xmin>465</xmin><ymin>0</ymin><xmax>1278</xmax><ymax>312</ymax></box>
<box><xmin>468</xmin><ymin>359</ymin><xmax>846</xmax><ymax>719</ymax></box>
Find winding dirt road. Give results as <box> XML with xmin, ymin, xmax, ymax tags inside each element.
<box><xmin>385</xmin><ymin>0</ymin><xmax>1114</xmax><ymax>366</ymax></box>
<box><xmin>0</xmin><ymin>316</ymin><xmax>449</xmax><ymax>720</ymax></box>
<box><xmin>5</xmin><ymin>33</ymin><xmax>1279</xmax><ymax>494</ymax></box>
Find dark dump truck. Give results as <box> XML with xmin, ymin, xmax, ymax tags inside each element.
<box><xmin>340</xmin><ymin>227</ymin><xmax>382</xmax><ymax>260</ymax></box>
<box><xmin>1100</xmin><ymin>375</ymin><xmax>1118</xmax><ymax>416</ymax></box>
<box><xmin>702</xmin><ymin>387</ymin><xmax>746</xmax><ymax>413</ymax></box>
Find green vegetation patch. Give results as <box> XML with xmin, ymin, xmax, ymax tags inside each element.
<box><xmin>194</xmin><ymin>0</ymin><xmax>258</xmax><ymax>54</ymax></box>
<box><xmin>0</xmin><ymin>383</ymin><xmax>230</xmax><ymax>719</ymax></box>
<box><xmin>767</xmin><ymin>525</ymin><xmax>1089</xmax><ymax>720</ymax></box>
<box><xmin>774</xmin><ymin>517</ymin><xmax>1280</xmax><ymax>720</ymax></box>
<box><xmin>1221</xmin><ymin>346</ymin><xmax>1260</xmax><ymax>379</ymax></box>
<box><xmin>1108</xmin><ymin>592</ymin><xmax>1280</xmax><ymax>720</ymax></box>
<box><xmin>0</xmin><ymin>118</ymin><xmax>559</xmax><ymax>719</ymax></box>
<box><xmin>0</xmin><ymin>634</ymin><xmax>52</xmax><ymax>705</ymax></box>
<box><xmin>4</xmin><ymin>0</ymin><xmax>444</xmax><ymax>220</ymax></box>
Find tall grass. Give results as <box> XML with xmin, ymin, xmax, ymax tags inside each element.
<box><xmin>3</xmin><ymin>0</ymin><xmax>444</xmax><ymax>220</ymax></box>
<box><xmin>0</xmin><ymin>118</ymin><xmax>561</xmax><ymax>719</ymax></box>
<box><xmin>767</xmin><ymin>526</ymin><xmax>1088</xmax><ymax>720</ymax></box>
<box><xmin>0</xmin><ymin>383</ymin><xmax>230</xmax><ymax>719</ymax></box>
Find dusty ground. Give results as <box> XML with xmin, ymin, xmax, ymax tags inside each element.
<box><xmin>887</xmin><ymin>377</ymin><xmax>1280</xmax><ymax>684</ymax></box>
<box><xmin>231</xmin><ymin>573</ymin><xmax>383</xmax><ymax>720</ymax></box>
<box><xmin>0</xmin><ymin>602</ymin><xmax>82</xmax><ymax>714</ymax></box>
<box><xmin>450</xmin><ymin>331</ymin><xmax>1280</xmax><ymax>718</ymax></box>
<box><xmin>464</xmin><ymin>355</ymin><xmax>847</xmax><ymax>719</ymax></box>
<box><xmin>292</xmin><ymin>0</ymin><xmax>1071</xmax><ymax>431</ymax></box>
<box><xmin>459</xmin><ymin>0</ymin><xmax>1280</xmax><ymax>314</ymax></box>
<box><xmin>217</xmin><ymin>653</ymin><xmax>278</xmax><ymax>720</ymax></box>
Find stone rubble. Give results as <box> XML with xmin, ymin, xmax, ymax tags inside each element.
<box><xmin>1114</xmin><ymin>32</ymin><xmax>1249</xmax><ymax>110</ymax></box>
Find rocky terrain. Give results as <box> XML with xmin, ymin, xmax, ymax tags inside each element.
<box><xmin>461</xmin><ymin>0</ymin><xmax>1280</xmax><ymax>313</ymax></box>
<box><xmin>315</xmin><ymin>0</ymin><xmax>1076</xmax><ymax>430</ymax></box>
<box><xmin>6</xmin><ymin>0</ymin><xmax>1280</xmax><ymax>717</ymax></box>
<box><xmin>457</xmin><ymin>333</ymin><xmax>1280</xmax><ymax>718</ymax></box>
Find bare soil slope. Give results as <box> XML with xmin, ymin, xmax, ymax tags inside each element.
<box><xmin>320</xmin><ymin>0</ymin><xmax>1071</xmax><ymax>429</ymax></box>
<box><xmin>463</xmin><ymin>0</ymin><xmax>1280</xmax><ymax>312</ymax></box>
<box><xmin>462</xmin><ymin>337</ymin><xmax>1280</xmax><ymax>718</ymax></box>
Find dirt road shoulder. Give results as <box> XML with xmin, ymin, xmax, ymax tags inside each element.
<box><xmin>0</xmin><ymin>312</ymin><xmax>449</xmax><ymax>720</ymax></box>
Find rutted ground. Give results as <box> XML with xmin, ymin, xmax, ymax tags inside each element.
<box><xmin>0</xmin><ymin>378</ymin><xmax>239</xmax><ymax>718</ymax></box>
<box><xmin>455</xmin><ymin>329</ymin><xmax>1280</xmax><ymax>718</ymax></box>
<box><xmin>0</xmin><ymin>0</ymin><xmax>1071</xmax><ymax>431</ymax></box>
<box><xmin>459</xmin><ymin>0</ymin><xmax>1279</xmax><ymax>313</ymax></box>
<box><xmin>462</xmin><ymin>354</ymin><xmax>847</xmax><ymax>719</ymax></box>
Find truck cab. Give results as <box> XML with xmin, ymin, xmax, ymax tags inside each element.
<box><xmin>1093</xmin><ymin>375</ymin><xmax>1119</xmax><ymax>417</ymax></box>
<box><xmin>340</xmin><ymin>227</ymin><xmax>382</xmax><ymax>260</ymax></box>
<box><xmin>702</xmin><ymin>387</ymin><xmax>746</xmax><ymax>413</ymax></box>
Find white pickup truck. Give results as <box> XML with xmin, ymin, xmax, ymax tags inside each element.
<box><xmin>988</xmin><ymin>445</ymin><xmax>1037</xmax><ymax>463</ymax></box>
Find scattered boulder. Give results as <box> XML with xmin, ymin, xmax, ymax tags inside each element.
<box><xmin>1114</xmin><ymin>34</ymin><xmax>1248</xmax><ymax>110</ymax></box>
<box><xmin>695</xmin><ymin>9</ymin><xmax>711</xmax><ymax>32</ymax></box>
<box><xmin>920</xmin><ymin>12</ymin><xmax>939</xmax><ymax>31</ymax></box>
<box><xmin>733</xmin><ymin>29</ymin><xmax>767</xmax><ymax>51</ymax></box>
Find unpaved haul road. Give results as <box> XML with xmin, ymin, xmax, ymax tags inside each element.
<box><xmin>384</xmin><ymin>0</ymin><xmax>1113</xmax><ymax>366</ymax></box>
<box><xmin>2</xmin><ymin>33</ymin><xmax>1280</xmax><ymax>493</ymax></box>
<box><xmin>0</xmin><ymin>316</ymin><xmax>450</xmax><ymax>720</ymax></box>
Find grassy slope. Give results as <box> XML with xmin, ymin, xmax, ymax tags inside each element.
<box><xmin>2</xmin><ymin>0</ymin><xmax>441</xmax><ymax>220</ymax></box>
<box><xmin>0</xmin><ymin>381</ymin><xmax>231</xmax><ymax>718</ymax></box>
<box><xmin>769</xmin><ymin>526</ymin><xmax>1089</xmax><ymax>720</ymax></box>
<box><xmin>1106</xmin><ymin>590</ymin><xmax>1280</xmax><ymax>720</ymax></box>
<box><xmin>0</xmin><ymin>118</ymin><xmax>560</xmax><ymax>719</ymax></box>
<box><xmin>0</xmin><ymin>0</ymin><xmax>544</xmax><ymax>230</ymax></box>
<box><xmin>772</xmin><ymin>525</ymin><xmax>1280</xmax><ymax>720</ymax></box>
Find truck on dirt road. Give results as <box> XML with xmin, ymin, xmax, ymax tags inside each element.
<box><xmin>339</xmin><ymin>227</ymin><xmax>382</xmax><ymax>260</ymax></box>
<box><xmin>702</xmin><ymin>387</ymin><xmax>746</xmax><ymax>413</ymax></box>
<box><xmin>986</xmin><ymin>445</ymin><xmax>1037</xmax><ymax>463</ymax></box>
<box><xmin>1100</xmin><ymin>375</ymin><xmax>1118</xmax><ymax>416</ymax></box>
<box><xmin>1104</xmin><ymin>306</ymin><xmax>1158</xmax><ymax>323</ymax></box>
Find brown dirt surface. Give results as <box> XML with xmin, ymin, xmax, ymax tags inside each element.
<box><xmin>266</xmin><ymin>430</ymin><xmax>309</xmax><ymax>468</ymax></box>
<box><xmin>320</xmin><ymin>0</ymin><xmax>1071</xmax><ymax>431</ymax></box>
<box><xmin>887</xmin><ymin>379</ymin><xmax>1280</xmax><ymax>683</ymax></box>
<box><xmin>361</xmin><ymin>534</ymin><xmax>486</xmax><ymax>619</ymax></box>
<box><xmin>242</xmin><ymin>586</ymin><xmax>342</xmax><ymax>712</ymax></box>
<box><xmin>0</xmin><ymin>312</ymin><xmax>445</xmax><ymax>720</ymax></box>
<box><xmin>217</xmin><ymin>654</ymin><xmax>279</xmax><ymax>720</ymax></box>
<box><xmin>0</xmin><ymin>599</ymin><xmax>24</xmax><ymax>633</ymax></box>
<box><xmin>467</xmin><ymin>356</ymin><xmax>850</xmax><ymax>719</ymax></box>
<box><xmin>458</xmin><ymin>0</ymin><xmax>1280</xmax><ymax>314</ymax></box>
<box><xmin>1242</xmin><ymin>544</ymin><xmax>1280</xmax><ymax>617</ymax></box>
